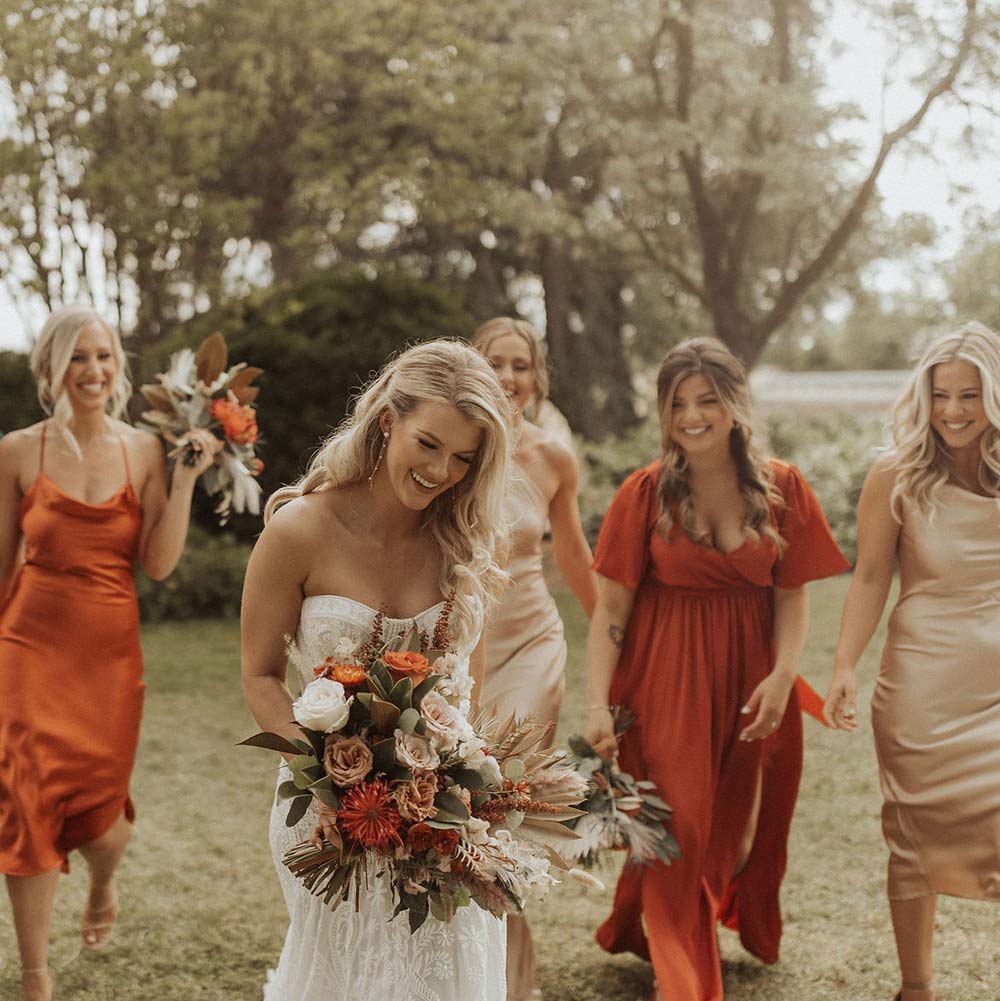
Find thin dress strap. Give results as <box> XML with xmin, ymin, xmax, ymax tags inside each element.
<box><xmin>117</xmin><ymin>434</ymin><xmax>132</xmax><ymax>487</ymax></box>
<box><xmin>38</xmin><ymin>421</ymin><xmax>47</xmax><ymax>472</ymax></box>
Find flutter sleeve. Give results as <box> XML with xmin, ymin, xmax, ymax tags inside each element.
<box><xmin>593</xmin><ymin>463</ymin><xmax>659</xmax><ymax>591</ymax></box>
<box><xmin>772</xmin><ymin>461</ymin><xmax>851</xmax><ymax>589</ymax></box>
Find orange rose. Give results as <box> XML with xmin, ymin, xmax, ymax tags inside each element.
<box><xmin>332</xmin><ymin>662</ymin><xmax>367</xmax><ymax>688</ymax></box>
<box><xmin>210</xmin><ymin>397</ymin><xmax>258</xmax><ymax>445</ymax></box>
<box><xmin>382</xmin><ymin>650</ymin><xmax>430</xmax><ymax>685</ymax></box>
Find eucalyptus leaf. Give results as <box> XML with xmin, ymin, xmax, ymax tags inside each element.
<box><xmin>398</xmin><ymin>707</ymin><xmax>421</xmax><ymax>734</ymax></box>
<box><xmin>276</xmin><ymin>780</ymin><xmax>301</xmax><ymax>800</ymax></box>
<box><xmin>238</xmin><ymin>732</ymin><xmax>302</xmax><ymax>755</ymax></box>
<box><xmin>433</xmin><ymin>791</ymin><xmax>470</xmax><ymax>820</ymax></box>
<box><xmin>502</xmin><ymin>758</ymin><xmax>526</xmax><ymax>783</ymax></box>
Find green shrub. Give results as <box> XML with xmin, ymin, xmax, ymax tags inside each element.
<box><xmin>136</xmin><ymin>524</ymin><xmax>251</xmax><ymax>622</ymax></box>
<box><xmin>0</xmin><ymin>350</ymin><xmax>42</xmax><ymax>433</ymax></box>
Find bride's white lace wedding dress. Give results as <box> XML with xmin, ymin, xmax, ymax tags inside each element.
<box><xmin>264</xmin><ymin>595</ymin><xmax>507</xmax><ymax>1001</ymax></box>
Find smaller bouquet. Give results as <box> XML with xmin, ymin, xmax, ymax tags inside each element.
<box><xmin>564</xmin><ymin>707</ymin><xmax>681</xmax><ymax>869</ymax></box>
<box><xmin>242</xmin><ymin>617</ymin><xmax>593</xmax><ymax>933</ymax></box>
<box><xmin>139</xmin><ymin>332</ymin><xmax>263</xmax><ymax>523</ymax></box>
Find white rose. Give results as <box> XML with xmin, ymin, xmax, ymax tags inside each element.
<box><xmin>456</xmin><ymin>735</ymin><xmax>488</xmax><ymax>768</ymax></box>
<box><xmin>478</xmin><ymin>755</ymin><xmax>503</xmax><ymax>788</ymax></box>
<box><xmin>394</xmin><ymin>731</ymin><xmax>441</xmax><ymax>771</ymax></box>
<box><xmin>292</xmin><ymin>678</ymin><xmax>351</xmax><ymax>733</ymax></box>
<box><xmin>431</xmin><ymin>652</ymin><xmax>460</xmax><ymax>676</ymax></box>
<box><xmin>420</xmin><ymin>691</ymin><xmax>467</xmax><ymax>752</ymax></box>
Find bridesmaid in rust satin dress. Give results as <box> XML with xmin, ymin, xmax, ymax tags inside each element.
<box><xmin>825</xmin><ymin>322</ymin><xmax>1000</xmax><ymax>1001</ymax></box>
<box><xmin>473</xmin><ymin>318</ymin><xmax>597</xmax><ymax>1001</ymax></box>
<box><xmin>0</xmin><ymin>306</ymin><xmax>218</xmax><ymax>1001</ymax></box>
<box><xmin>585</xmin><ymin>338</ymin><xmax>848</xmax><ymax>1001</ymax></box>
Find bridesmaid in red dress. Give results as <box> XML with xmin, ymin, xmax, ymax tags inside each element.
<box><xmin>584</xmin><ymin>337</ymin><xmax>848</xmax><ymax>1001</ymax></box>
<box><xmin>0</xmin><ymin>307</ymin><xmax>219</xmax><ymax>1001</ymax></box>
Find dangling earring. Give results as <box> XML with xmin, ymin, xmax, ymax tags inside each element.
<box><xmin>368</xmin><ymin>430</ymin><xmax>389</xmax><ymax>486</ymax></box>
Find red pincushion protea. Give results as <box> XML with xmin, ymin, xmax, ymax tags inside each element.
<box><xmin>337</xmin><ymin>778</ymin><xmax>402</xmax><ymax>850</ymax></box>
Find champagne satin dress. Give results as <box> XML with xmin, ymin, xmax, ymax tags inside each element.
<box><xmin>0</xmin><ymin>424</ymin><xmax>144</xmax><ymax>876</ymax></box>
<box><xmin>872</xmin><ymin>484</ymin><xmax>1000</xmax><ymax>901</ymax></box>
<box><xmin>481</xmin><ymin>471</ymin><xmax>566</xmax><ymax>749</ymax></box>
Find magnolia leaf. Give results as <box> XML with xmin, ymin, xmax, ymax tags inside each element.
<box><xmin>388</xmin><ymin>677</ymin><xmax>414</xmax><ymax>711</ymax></box>
<box><xmin>433</xmin><ymin>790</ymin><xmax>470</xmax><ymax>820</ymax></box>
<box><xmin>411</xmin><ymin>674</ymin><xmax>443</xmax><ymax>705</ymax></box>
<box><xmin>453</xmin><ymin>767</ymin><xmax>485</xmax><ymax>790</ymax></box>
<box><xmin>408</xmin><ymin>895</ymin><xmax>430</xmax><ymax>934</ymax></box>
<box><xmin>239</xmin><ymin>732</ymin><xmax>303</xmax><ymax>756</ymax></box>
<box><xmin>285</xmin><ymin>794</ymin><xmax>312</xmax><ymax>827</ymax></box>
<box><xmin>369</xmin><ymin>662</ymin><xmax>393</xmax><ymax>699</ymax></box>
<box><xmin>425</xmin><ymin>814</ymin><xmax>465</xmax><ymax>829</ymax></box>
<box><xmin>232</xmin><ymin>386</ymin><xmax>260</xmax><ymax>405</ymax></box>
<box><xmin>196</xmin><ymin>332</ymin><xmax>228</xmax><ymax>386</ymax></box>
<box><xmin>371</xmin><ymin>737</ymin><xmax>396</xmax><ymax>775</ymax></box>
<box><xmin>369</xmin><ymin>698</ymin><xmax>401</xmax><ymax>735</ymax></box>
<box><xmin>398</xmin><ymin>707</ymin><xmax>421</xmax><ymax>734</ymax></box>
<box><xmin>139</xmin><ymin>384</ymin><xmax>174</xmax><ymax>412</ymax></box>
<box><xmin>227</xmin><ymin>366</ymin><xmax>263</xmax><ymax>392</ymax></box>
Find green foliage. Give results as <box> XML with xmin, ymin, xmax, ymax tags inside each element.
<box><xmin>0</xmin><ymin>350</ymin><xmax>41</xmax><ymax>433</ymax></box>
<box><xmin>166</xmin><ymin>269</ymin><xmax>473</xmax><ymax>530</ymax></box>
<box><xmin>136</xmin><ymin>524</ymin><xmax>250</xmax><ymax>623</ymax></box>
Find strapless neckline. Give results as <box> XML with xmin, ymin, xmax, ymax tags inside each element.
<box><xmin>300</xmin><ymin>593</ymin><xmax>446</xmax><ymax>624</ymax></box>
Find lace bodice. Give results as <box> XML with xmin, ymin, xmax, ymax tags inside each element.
<box><xmin>264</xmin><ymin>595</ymin><xmax>505</xmax><ymax>1001</ymax></box>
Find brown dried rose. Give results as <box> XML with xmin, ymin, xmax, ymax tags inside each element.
<box><xmin>393</xmin><ymin>770</ymin><xmax>439</xmax><ymax>822</ymax></box>
<box><xmin>323</xmin><ymin>734</ymin><xmax>373</xmax><ymax>787</ymax></box>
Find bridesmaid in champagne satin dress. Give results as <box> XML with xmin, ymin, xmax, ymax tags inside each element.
<box><xmin>0</xmin><ymin>306</ymin><xmax>218</xmax><ymax>1001</ymax></box>
<box><xmin>473</xmin><ymin>318</ymin><xmax>597</xmax><ymax>1001</ymax></box>
<box><xmin>825</xmin><ymin>322</ymin><xmax>1000</xmax><ymax>1001</ymax></box>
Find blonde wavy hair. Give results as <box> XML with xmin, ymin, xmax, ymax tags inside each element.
<box><xmin>30</xmin><ymin>306</ymin><xmax>132</xmax><ymax>452</ymax></box>
<box><xmin>889</xmin><ymin>321</ymin><xmax>1000</xmax><ymax>517</ymax></box>
<box><xmin>471</xmin><ymin>317</ymin><xmax>549</xmax><ymax>418</ymax></box>
<box><xmin>655</xmin><ymin>337</ymin><xmax>785</xmax><ymax>552</ymax></box>
<box><xmin>266</xmin><ymin>339</ymin><xmax>514</xmax><ymax>648</ymax></box>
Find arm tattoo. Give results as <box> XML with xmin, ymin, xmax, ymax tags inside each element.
<box><xmin>608</xmin><ymin>624</ymin><xmax>625</xmax><ymax>649</ymax></box>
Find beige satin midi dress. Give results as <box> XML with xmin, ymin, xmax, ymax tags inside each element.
<box><xmin>872</xmin><ymin>484</ymin><xmax>1000</xmax><ymax>901</ymax></box>
<box><xmin>481</xmin><ymin>472</ymin><xmax>566</xmax><ymax>750</ymax></box>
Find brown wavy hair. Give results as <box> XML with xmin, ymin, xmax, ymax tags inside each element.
<box><xmin>655</xmin><ymin>337</ymin><xmax>785</xmax><ymax>552</ymax></box>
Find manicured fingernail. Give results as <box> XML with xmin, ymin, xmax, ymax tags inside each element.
<box><xmin>740</xmin><ymin>706</ymin><xmax>750</xmax><ymax>714</ymax></box>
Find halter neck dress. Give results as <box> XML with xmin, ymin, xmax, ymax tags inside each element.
<box><xmin>0</xmin><ymin>422</ymin><xmax>144</xmax><ymax>875</ymax></box>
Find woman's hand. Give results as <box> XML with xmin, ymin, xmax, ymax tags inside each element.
<box><xmin>310</xmin><ymin>803</ymin><xmax>339</xmax><ymax>849</ymax></box>
<box><xmin>822</xmin><ymin>668</ymin><xmax>859</xmax><ymax>731</ymax></box>
<box><xmin>584</xmin><ymin>706</ymin><xmax>618</xmax><ymax>759</ymax></box>
<box><xmin>171</xmin><ymin>427</ymin><xmax>223</xmax><ymax>484</ymax></box>
<box><xmin>740</xmin><ymin>671</ymin><xmax>795</xmax><ymax>741</ymax></box>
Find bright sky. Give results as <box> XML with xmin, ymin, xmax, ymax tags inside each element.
<box><xmin>1</xmin><ymin>3</ymin><xmax>996</xmax><ymax>352</ymax></box>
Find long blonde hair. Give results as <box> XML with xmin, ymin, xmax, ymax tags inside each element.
<box><xmin>266</xmin><ymin>339</ymin><xmax>513</xmax><ymax>648</ymax></box>
<box><xmin>889</xmin><ymin>321</ymin><xmax>1000</xmax><ymax>516</ymax></box>
<box><xmin>30</xmin><ymin>306</ymin><xmax>132</xmax><ymax>452</ymax></box>
<box><xmin>471</xmin><ymin>317</ymin><xmax>549</xmax><ymax>417</ymax></box>
<box><xmin>655</xmin><ymin>337</ymin><xmax>785</xmax><ymax>551</ymax></box>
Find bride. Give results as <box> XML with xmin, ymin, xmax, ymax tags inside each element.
<box><xmin>241</xmin><ymin>339</ymin><xmax>514</xmax><ymax>1001</ymax></box>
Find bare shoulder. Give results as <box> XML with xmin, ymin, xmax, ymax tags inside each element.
<box><xmin>529</xmin><ymin>424</ymin><xmax>579</xmax><ymax>482</ymax></box>
<box><xmin>0</xmin><ymin>422</ymin><xmax>45</xmax><ymax>471</ymax></box>
<box><xmin>865</xmin><ymin>452</ymin><xmax>900</xmax><ymax>493</ymax></box>
<box><xmin>263</xmin><ymin>490</ymin><xmax>346</xmax><ymax>553</ymax></box>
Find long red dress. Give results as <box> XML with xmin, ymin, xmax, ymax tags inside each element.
<box><xmin>594</xmin><ymin>459</ymin><xmax>848</xmax><ymax>1000</ymax></box>
<box><xmin>0</xmin><ymin>424</ymin><xmax>144</xmax><ymax>876</ymax></box>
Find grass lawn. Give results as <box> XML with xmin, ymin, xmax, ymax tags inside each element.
<box><xmin>1</xmin><ymin>575</ymin><xmax>996</xmax><ymax>999</ymax></box>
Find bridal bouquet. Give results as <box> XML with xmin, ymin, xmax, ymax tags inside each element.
<box><xmin>242</xmin><ymin>615</ymin><xmax>590</xmax><ymax>933</ymax></box>
<box><xmin>563</xmin><ymin>707</ymin><xmax>681</xmax><ymax>869</ymax></box>
<box><xmin>139</xmin><ymin>332</ymin><xmax>263</xmax><ymax>524</ymax></box>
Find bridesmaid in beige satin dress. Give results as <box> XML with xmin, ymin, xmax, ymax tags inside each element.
<box><xmin>824</xmin><ymin>321</ymin><xmax>1000</xmax><ymax>1001</ymax></box>
<box><xmin>473</xmin><ymin>318</ymin><xmax>598</xmax><ymax>1001</ymax></box>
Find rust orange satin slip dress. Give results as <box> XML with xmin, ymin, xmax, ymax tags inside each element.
<box><xmin>594</xmin><ymin>460</ymin><xmax>849</xmax><ymax>1001</ymax></box>
<box><xmin>0</xmin><ymin>423</ymin><xmax>144</xmax><ymax>876</ymax></box>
